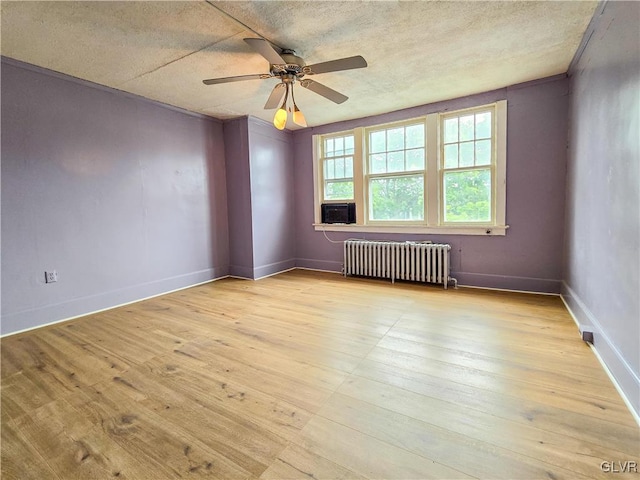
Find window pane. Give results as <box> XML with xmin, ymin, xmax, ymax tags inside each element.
<box><xmin>406</xmin><ymin>124</ymin><xmax>425</xmax><ymax>149</ymax></box>
<box><xmin>334</xmin><ymin>137</ymin><xmax>344</xmax><ymax>156</ymax></box>
<box><xmin>369</xmin><ymin>175</ymin><xmax>424</xmax><ymax>221</ymax></box>
<box><xmin>459</xmin><ymin>115</ymin><xmax>475</xmax><ymax>141</ymax></box>
<box><xmin>388</xmin><ymin>151</ymin><xmax>405</xmax><ymax>172</ymax></box>
<box><xmin>325</xmin><ymin>138</ymin><xmax>334</xmax><ymax>157</ymax></box>
<box><xmin>370</xmin><ymin>154</ymin><xmax>386</xmax><ymax>174</ymax></box>
<box><xmin>370</xmin><ymin>131</ymin><xmax>385</xmax><ymax>153</ymax></box>
<box><xmin>406</xmin><ymin>149</ymin><xmax>425</xmax><ymax>170</ymax></box>
<box><xmin>387</xmin><ymin>127</ymin><xmax>404</xmax><ymax>151</ymax></box>
<box><xmin>345</xmin><ymin>136</ymin><xmax>355</xmax><ymax>155</ymax></box>
<box><xmin>345</xmin><ymin>156</ymin><xmax>353</xmax><ymax>177</ymax></box>
<box><xmin>460</xmin><ymin>142</ymin><xmax>474</xmax><ymax>167</ymax></box>
<box><xmin>324</xmin><ymin>159</ymin><xmax>334</xmax><ymax>179</ymax></box>
<box><xmin>444</xmin><ymin>144</ymin><xmax>458</xmax><ymax>169</ymax></box>
<box><xmin>443</xmin><ymin>169</ymin><xmax>491</xmax><ymax>222</ymax></box>
<box><xmin>325</xmin><ymin>180</ymin><xmax>354</xmax><ymax>200</ymax></box>
<box><xmin>475</xmin><ymin>140</ymin><xmax>491</xmax><ymax>166</ymax></box>
<box><xmin>335</xmin><ymin>157</ymin><xmax>345</xmax><ymax>178</ymax></box>
<box><xmin>475</xmin><ymin>112</ymin><xmax>491</xmax><ymax>139</ymax></box>
<box><xmin>444</xmin><ymin>118</ymin><xmax>458</xmax><ymax>144</ymax></box>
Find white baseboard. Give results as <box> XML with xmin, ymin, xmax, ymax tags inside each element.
<box><xmin>294</xmin><ymin>267</ymin><xmax>343</xmax><ymax>275</ymax></box>
<box><xmin>561</xmin><ymin>282</ymin><xmax>640</xmax><ymax>425</ymax></box>
<box><xmin>1</xmin><ymin>269</ymin><xmax>228</xmax><ymax>338</ymax></box>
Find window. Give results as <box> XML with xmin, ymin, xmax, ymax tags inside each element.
<box><xmin>441</xmin><ymin>108</ymin><xmax>494</xmax><ymax>223</ymax></box>
<box><xmin>313</xmin><ymin>101</ymin><xmax>507</xmax><ymax>235</ymax></box>
<box><xmin>320</xmin><ymin>133</ymin><xmax>355</xmax><ymax>201</ymax></box>
<box><xmin>366</xmin><ymin>121</ymin><xmax>426</xmax><ymax>222</ymax></box>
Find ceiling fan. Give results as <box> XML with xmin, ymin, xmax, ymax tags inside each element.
<box><xmin>202</xmin><ymin>38</ymin><xmax>367</xmax><ymax>129</ymax></box>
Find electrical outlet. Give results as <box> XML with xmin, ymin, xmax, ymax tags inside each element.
<box><xmin>45</xmin><ymin>270</ymin><xmax>58</xmax><ymax>283</ymax></box>
<box><xmin>580</xmin><ymin>326</ymin><xmax>594</xmax><ymax>344</ymax></box>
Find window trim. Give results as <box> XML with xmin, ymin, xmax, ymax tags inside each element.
<box><xmin>312</xmin><ymin>100</ymin><xmax>508</xmax><ymax>236</ymax></box>
<box><xmin>439</xmin><ymin>104</ymin><xmax>497</xmax><ymax>226</ymax></box>
<box><xmin>318</xmin><ymin>131</ymin><xmax>356</xmax><ymax>202</ymax></box>
<box><xmin>364</xmin><ymin>118</ymin><xmax>428</xmax><ymax>224</ymax></box>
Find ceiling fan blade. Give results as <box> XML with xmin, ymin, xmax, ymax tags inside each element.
<box><xmin>264</xmin><ymin>83</ymin><xmax>286</xmax><ymax>109</ymax></box>
<box><xmin>244</xmin><ymin>38</ymin><xmax>286</xmax><ymax>65</ymax></box>
<box><xmin>303</xmin><ymin>56</ymin><xmax>367</xmax><ymax>75</ymax></box>
<box><xmin>203</xmin><ymin>74</ymin><xmax>270</xmax><ymax>85</ymax></box>
<box><xmin>300</xmin><ymin>79</ymin><xmax>348</xmax><ymax>104</ymax></box>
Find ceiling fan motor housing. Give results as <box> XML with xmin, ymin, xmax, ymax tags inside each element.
<box><xmin>272</xmin><ymin>51</ymin><xmax>306</xmax><ymax>78</ymax></box>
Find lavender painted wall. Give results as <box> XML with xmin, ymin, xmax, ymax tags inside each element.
<box><xmin>247</xmin><ymin>117</ymin><xmax>296</xmax><ymax>278</ymax></box>
<box><xmin>223</xmin><ymin>117</ymin><xmax>296</xmax><ymax>279</ymax></box>
<box><xmin>223</xmin><ymin>117</ymin><xmax>254</xmax><ymax>278</ymax></box>
<box><xmin>293</xmin><ymin>76</ymin><xmax>568</xmax><ymax>293</ymax></box>
<box><xmin>1</xmin><ymin>58</ymin><xmax>230</xmax><ymax>335</ymax></box>
<box><xmin>564</xmin><ymin>1</ymin><xmax>639</xmax><ymax>417</ymax></box>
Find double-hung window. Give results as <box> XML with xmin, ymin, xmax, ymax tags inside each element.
<box><xmin>314</xmin><ymin>101</ymin><xmax>507</xmax><ymax>235</ymax></box>
<box><xmin>366</xmin><ymin>121</ymin><xmax>426</xmax><ymax>222</ymax></box>
<box><xmin>441</xmin><ymin>107</ymin><xmax>494</xmax><ymax>223</ymax></box>
<box><xmin>321</xmin><ymin>133</ymin><xmax>355</xmax><ymax>201</ymax></box>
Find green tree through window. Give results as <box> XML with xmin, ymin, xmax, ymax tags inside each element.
<box><xmin>370</xmin><ymin>175</ymin><xmax>424</xmax><ymax>220</ymax></box>
<box><xmin>443</xmin><ymin>170</ymin><xmax>491</xmax><ymax>222</ymax></box>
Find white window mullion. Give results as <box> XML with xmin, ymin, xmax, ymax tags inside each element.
<box><xmin>312</xmin><ymin>135</ymin><xmax>321</xmax><ymax>224</ymax></box>
<box><xmin>353</xmin><ymin>127</ymin><xmax>365</xmax><ymax>225</ymax></box>
<box><xmin>426</xmin><ymin>113</ymin><xmax>439</xmax><ymax>226</ymax></box>
<box><xmin>495</xmin><ymin>100</ymin><xmax>507</xmax><ymax>227</ymax></box>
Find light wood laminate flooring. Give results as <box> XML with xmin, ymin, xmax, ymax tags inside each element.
<box><xmin>2</xmin><ymin>269</ymin><xmax>638</xmax><ymax>479</ymax></box>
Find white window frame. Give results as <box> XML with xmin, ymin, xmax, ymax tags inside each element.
<box><xmin>313</xmin><ymin>100</ymin><xmax>508</xmax><ymax>236</ymax></box>
<box><xmin>364</xmin><ymin>118</ymin><xmax>428</xmax><ymax>225</ymax></box>
<box><xmin>318</xmin><ymin>132</ymin><xmax>357</xmax><ymax>203</ymax></box>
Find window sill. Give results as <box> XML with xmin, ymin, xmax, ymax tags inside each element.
<box><xmin>313</xmin><ymin>223</ymin><xmax>509</xmax><ymax>236</ymax></box>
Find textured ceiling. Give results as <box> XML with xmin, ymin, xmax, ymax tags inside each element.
<box><xmin>1</xmin><ymin>1</ymin><xmax>598</xmax><ymax>129</ymax></box>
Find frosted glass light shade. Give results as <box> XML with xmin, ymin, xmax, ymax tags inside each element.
<box><xmin>293</xmin><ymin>106</ymin><xmax>307</xmax><ymax>127</ymax></box>
<box><xmin>273</xmin><ymin>108</ymin><xmax>287</xmax><ymax>130</ymax></box>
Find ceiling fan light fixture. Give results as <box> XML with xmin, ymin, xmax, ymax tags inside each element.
<box><xmin>273</xmin><ymin>107</ymin><xmax>287</xmax><ymax>130</ymax></box>
<box><xmin>290</xmin><ymin>83</ymin><xmax>307</xmax><ymax>127</ymax></box>
<box><xmin>293</xmin><ymin>105</ymin><xmax>307</xmax><ymax>127</ymax></box>
<box><xmin>273</xmin><ymin>83</ymin><xmax>289</xmax><ymax>130</ymax></box>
